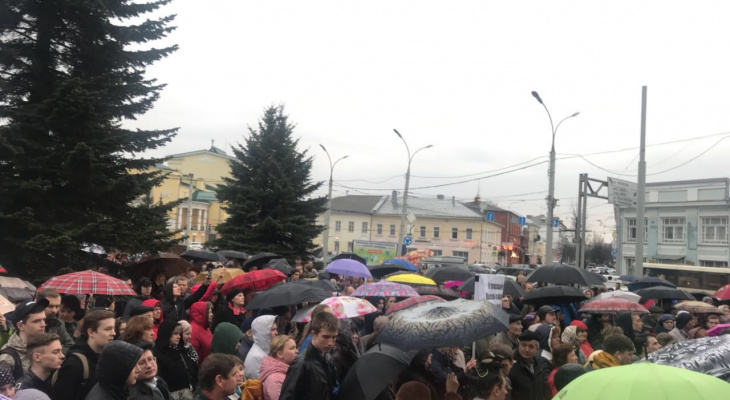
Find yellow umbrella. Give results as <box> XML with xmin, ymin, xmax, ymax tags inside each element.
<box><xmin>192</xmin><ymin>268</ymin><xmax>245</xmax><ymax>284</ymax></box>
<box><xmin>385</xmin><ymin>273</ymin><xmax>436</xmax><ymax>286</ymax></box>
<box><xmin>0</xmin><ymin>294</ymin><xmax>14</xmax><ymax>315</ymax></box>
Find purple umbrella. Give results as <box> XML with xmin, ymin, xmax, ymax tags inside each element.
<box><xmin>325</xmin><ymin>259</ymin><xmax>372</xmax><ymax>279</ymax></box>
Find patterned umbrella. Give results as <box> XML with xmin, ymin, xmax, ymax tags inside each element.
<box><xmin>325</xmin><ymin>259</ymin><xmax>372</xmax><ymax>279</ymax></box>
<box><xmin>674</xmin><ymin>300</ymin><xmax>721</xmax><ymax>314</ymax></box>
<box><xmin>579</xmin><ymin>298</ymin><xmax>649</xmax><ymax>315</ymax></box>
<box><xmin>385</xmin><ymin>295</ymin><xmax>445</xmax><ymax>315</ymax></box>
<box><xmin>352</xmin><ymin>282</ymin><xmax>420</xmax><ymax>298</ymax></box>
<box><xmin>219</xmin><ymin>269</ymin><xmax>286</xmax><ymax>295</ymax></box>
<box><xmin>385</xmin><ymin>273</ymin><xmax>436</xmax><ymax>286</ymax></box>
<box><xmin>378</xmin><ymin>299</ymin><xmax>510</xmax><ymax>351</ymax></box>
<box><xmin>292</xmin><ymin>296</ymin><xmax>377</xmax><ymax>322</ymax></box>
<box><xmin>39</xmin><ymin>271</ymin><xmax>136</xmax><ymax>295</ymax></box>
<box><xmin>646</xmin><ymin>335</ymin><xmax>730</xmax><ymax>380</ymax></box>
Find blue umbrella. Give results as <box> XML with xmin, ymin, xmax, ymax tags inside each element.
<box><xmin>384</xmin><ymin>258</ymin><xmax>418</xmax><ymax>272</ymax></box>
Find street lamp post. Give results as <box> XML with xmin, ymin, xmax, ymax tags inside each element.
<box><xmin>531</xmin><ymin>91</ymin><xmax>579</xmax><ymax>265</ymax></box>
<box><xmin>320</xmin><ymin>145</ymin><xmax>348</xmax><ymax>262</ymax></box>
<box><xmin>393</xmin><ymin>129</ymin><xmax>433</xmax><ymax>256</ymax></box>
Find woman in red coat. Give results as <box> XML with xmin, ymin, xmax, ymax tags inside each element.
<box><xmin>189</xmin><ymin>301</ymin><xmax>213</xmax><ymax>366</ymax></box>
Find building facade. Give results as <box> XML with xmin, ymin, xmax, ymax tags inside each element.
<box><xmin>312</xmin><ymin>195</ymin><xmax>385</xmax><ymax>254</ymax></box>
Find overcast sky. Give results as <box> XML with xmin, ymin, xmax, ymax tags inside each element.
<box><xmin>129</xmin><ymin>1</ymin><xmax>730</xmax><ymax>239</ymax></box>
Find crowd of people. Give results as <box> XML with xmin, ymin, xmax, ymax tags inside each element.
<box><xmin>0</xmin><ymin>258</ymin><xmax>729</xmax><ymax>400</ymax></box>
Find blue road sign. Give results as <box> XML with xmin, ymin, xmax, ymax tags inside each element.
<box><xmin>403</xmin><ymin>236</ymin><xmax>412</xmax><ymax>246</ymax></box>
<box><xmin>552</xmin><ymin>218</ymin><xmax>559</xmax><ymax>228</ymax></box>
<box><xmin>486</xmin><ymin>212</ymin><xmax>495</xmax><ymax>222</ymax></box>
<box><xmin>519</xmin><ymin>216</ymin><xmax>526</xmax><ymax>226</ymax></box>
<box><xmin>611</xmin><ymin>249</ymin><xmax>617</xmax><ymax>257</ymax></box>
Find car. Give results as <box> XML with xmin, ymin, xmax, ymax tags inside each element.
<box><xmin>187</xmin><ymin>242</ymin><xmax>204</xmax><ymax>250</ymax></box>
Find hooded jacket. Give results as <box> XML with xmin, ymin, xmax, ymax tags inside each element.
<box><xmin>189</xmin><ymin>301</ymin><xmax>212</xmax><ymax>366</ymax></box>
<box><xmin>259</xmin><ymin>355</ymin><xmax>290</xmax><ymax>400</ymax></box>
<box><xmin>0</xmin><ymin>332</ymin><xmax>30</xmax><ymax>373</ymax></box>
<box><xmin>51</xmin><ymin>341</ymin><xmax>101</xmax><ymax>400</ymax></box>
<box><xmin>244</xmin><ymin>315</ymin><xmax>276</xmax><ymax>380</ymax></box>
<box><xmin>153</xmin><ymin>320</ymin><xmax>198</xmax><ymax>393</ymax></box>
<box><xmin>142</xmin><ymin>299</ymin><xmax>163</xmax><ymax>337</ymax></box>
<box><xmin>85</xmin><ymin>341</ymin><xmax>143</xmax><ymax>400</ymax></box>
<box><xmin>161</xmin><ymin>282</ymin><xmax>208</xmax><ymax>322</ymax></box>
<box><xmin>534</xmin><ymin>324</ymin><xmax>555</xmax><ymax>363</ymax></box>
<box><xmin>655</xmin><ymin>314</ymin><xmax>675</xmax><ymax>334</ymax></box>
<box><xmin>210</xmin><ymin>322</ymin><xmax>244</xmax><ymax>355</ymax></box>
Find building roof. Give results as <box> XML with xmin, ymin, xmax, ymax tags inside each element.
<box><xmin>192</xmin><ymin>190</ymin><xmax>218</xmax><ymax>203</ymax></box>
<box><xmin>331</xmin><ymin>195</ymin><xmax>385</xmax><ymax>214</ymax></box>
<box><xmin>167</xmin><ymin>145</ymin><xmax>236</xmax><ymax>161</ymax></box>
<box><xmin>377</xmin><ymin>195</ymin><xmax>484</xmax><ymax>219</ymax></box>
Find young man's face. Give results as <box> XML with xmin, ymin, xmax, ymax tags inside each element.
<box><xmin>20</xmin><ymin>311</ymin><xmax>47</xmax><ymax>335</ymax></box>
<box><xmin>631</xmin><ymin>313</ymin><xmax>643</xmax><ymax>332</ymax></box>
<box><xmin>140</xmin><ymin>284</ymin><xmax>152</xmax><ymax>296</ymax></box>
<box><xmin>136</xmin><ymin>350</ymin><xmax>158</xmax><ymax>381</ymax></box>
<box><xmin>543</xmin><ymin>312</ymin><xmax>557</xmax><ymax>325</ymax></box>
<box><xmin>614</xmin><ymin>350</ymin><xmax>633</xmax><ymax>365</ymax></box>
<box><xmin>36</xmin><ymin>340</ymin><xmax>65</xmax><ymax>370</ymax></box>
<box><xmin>219</xmin><ymin>367</ymin><xmax>240</xmax><ymax>396</ymax></box>
<box><xmin>45</xmin><ymin>296</ymin><xmax>61</xmax><ymax>318</ymax></box>
<box><xmin>647</xmin><ymin>336</ymin><xmax>661</xmax><ymax>354</ymax></box>
<box><xmin>311</xmin><ymin>328</ymin><xmax>338</xmax><ymax>354</ymax></box>
<box><xmin>88</xmin><ymin>318</ymin><xmax>116</xmax><ymax>348</ymax></box>
<box><xmin>58</xmin><ymin>305</ymin><xmax>75</xmax><ymax>322</ymax></box>
<box><xmin>707</xmin><ymin>316</ymin><xmax>720</xmax><ymax>330</ymax></box>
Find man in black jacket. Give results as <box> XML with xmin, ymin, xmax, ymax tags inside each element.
<box><xmin>162</xmin><ymin>277</ymin><xmax>209</xmax><ymax>322</ymax></box>
<box><xmin>15</xmin><ymin>332</ymin><xmax>64</xmax><ymax>398</ymax></box>
<box><xmin>279</xmin><ymin>312</ymin><xmax>338</xmax><ymax>400</ymax></box>
<box><xmin>124</xmin><ymin>278</ymin><xmax>154</xmax><ymax>319</ymax></box>
<box><xmin>85</xmin><ymin>340</ymin><xmax>143</xmax><ymax>400</ymax></box>
<box><xmin>129</xmin><ymin>342</ymin><xmax>171</xmax><ymax>400</ymax></box>
<box><xmin>509</xmin><ymin>330</ymin><xmax>548</xmax><ymax>400</ymax></box>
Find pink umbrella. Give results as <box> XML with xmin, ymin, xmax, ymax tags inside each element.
<box><xmin>707</xmin><ymin>323</ymin><xmax>730</xmax><ymax>337</ymax></box>
<box><xmin>443</xmin><ymin>281</ymin><xmax>463</xmax><ymax>290</ymax></box>
<box><xmin>291</xmin><ymin>296</ymin><xmax>377</xmax><ymax>322</ymax></box>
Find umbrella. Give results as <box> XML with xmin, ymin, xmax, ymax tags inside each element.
<box><xmin>38</xmin><ymin>270</ymin><xmax>136</xmax><ymax>296</ymax></box>
<box><xmin>332</xmin><ymin>252</ymin><xmax>368</xmax><ymax>265</ymax></box>
<box><xmin>129</xmin><ymin>253</ymin><xmax>191</xmax><ymax>282</ymax></box>
<box><xmin>325</xmin><ymin>259</ymin><xmax>372</xmax><ymax>279</ymax></box>
<box><xmin>245</xmin><ymin>283</ymin><xmax>330</xmax><ymax>310</ymax></box>
<box><xmin>262</xmin><ymin>258</ymin><xmax>295</xmax><ymax>275</ymax></box>
<box><xmin>291</xmin><ymin>296</ymin><xmax>377</xmax><ymax>322</ymax></box>
<box><xmin>579</xmin><ymin>298</ymin><xmax>648</xmax><ymax>315</ymax></box>
<box><xmin>647</xmin><ymin>335</ymin><xmax>730</xmax><ymax>380</ymax></box>
<box><xmin>339</xmin><ymin>343</ymin><xmax>418</xmax><ymax>400</ymax></box>
<box><xmin>713</xmin><ymin>284</ymin><xmax>730</xmax><ymax>300</ymax></box>
<box><xmin>619</xmin><ymin>275</ymin><xmax>638</xmax><ymax>282</ymax></box>
<box><xmin>385</xmin><ymin>295</ymin><xmax>445</xmax><ymax>315</ymax></box>
<box><xmin>243</xmin><ymin>252</ymin><xmax>280</xmax><ymax>271</ymax></box>
<box><xmin>635</xmin><ymin>286</ymin><xmax>694</xmax><ymax>301</ymax></box>
<box><xmin>0</xmin><ymin>294</ymin><xmax>15</xmax><ymax>315</ymax></box>
<box><xmin>0</xmin><ymin>288</ymin><xmax>33</xmax><ymax>303</ymax></box>
<box><xmin>708</xmin><ymin>323</ymin><xmax>730</xmax><ymax>337</ymax></box>
<box><xmin>294</xmin><ymin>279</ymin><xmax>341</xmax><ymax>292</ymax></box>
<box><xmin>587</xmin><ymin>290</ymin><xmax>642</xmax><ymax>303</ymax></box>
<box><xmin>458</xmin><ymin>277</ymin><xmax>525</xmax><ymax>298</ymax></box>
<box><xmin>526</xmin><ymin>264</ymin><xmax>603</xmax><ymax>286</ymax></box>
<box><xmin>0</xmin><ymin>265</ymin><xmax>7</xmax><ymax>274</ymax></box>
<box><xmin>180</xmin><ymin>250</ymin><xmax>225</xmax><ymax>262</ymax></box>
<box><xmin>556</xmin><ymin>363</ymin><xmax>730</xmax><ymax>400</ymax></box>
<box><xmin>378</xmin><ymin>299</ymin><xmax>510</xmax><ymax>351</ymax></box>
<box><xmin>217</xmin><ymin>250</ymin><xmax>249</xmax><ymax>260</ymax></box>
<box><xmin>192</xmin><ymin>268</ymin><xmax>244</xmax><ymax>284</ymax></box>
<box><xmin>352</xmin><ymin>282</ymin><xmax>420</xmax><ymax>298</ymax></box>
<box><xmin>0</xmin><ymin>276</ymin><xmax>32</xmax><ymax>289</ymax></box>
<box><xmin>219</xmin><ymin>269</ymin><xmax>286</xmax><ymax>295</ymax></box>
<box><xmin>674</xmin><ymin>300</ymin><xmax>721</xmax><ymax>314</ymax></box>
<box><xmin>368</xmin><ymin>264</ymin><xmax>410</xmax><ymax>279</ymax></box>
<box><xmin>385</xmin><ymin>273</ymin><xmax>436</xmax><ymax>286</ymax></box>
<box><xmin>383</xmin><ymin>258</ymin><xmax>419</xmax><ymax>272</ymax></box>
<box><xmin>415</xmin><ymin>286</ymin><xmax>460</xmax><ymax>300</ymax></box>
<box><xmin>628</xmin><ymin>276</ymin><xmax>676</xmax><ymax>292</ymax></box>
<box><xmin>424</xmin><ymin>266</ymin><xmax>473</xmax><ymax>283</ymax></box>
<box><xmin>522</xmin><ymin>286</ymin><xmax>587</xmax><ymax>306</ymax></box>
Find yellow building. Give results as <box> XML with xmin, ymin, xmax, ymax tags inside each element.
<box><xmin>148</xmin><ymin>145</ymin><xmax>235</xmax><ymax>245</ymax></box>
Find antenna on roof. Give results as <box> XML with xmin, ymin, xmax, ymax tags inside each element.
<box><xmin>211</xmin><ymin>139</ymin><xmax>215</xmax><ymax>149</ymax></box>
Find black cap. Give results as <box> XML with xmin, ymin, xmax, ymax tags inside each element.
<box><xmin>554</xmin><ymin>363</ymin><xmax>586</xmax><ymax>391</ymax></box>
<box><xmin>519</xmin><ymin>330</ymin><xmax>539</xmax><ymax>342</ymax></box>
<box><xmin>9</xmin><ymin>299</ymin><xmax>49</xmax><ymax>328</ymax></box>
<box><xmin>129</xmin><ymin>305</ymin><xmax>154</xmax><ymax>318</ymax></box>
<box><xmin>138</xmin><ymin>277</ymin><xmax>153</xmax><ymax>286</ymax></box>
<box><xmin>538</xmin><ymin>305</ymin><xmax>557</xmax><ymax>320</ymax></box>
<box><xmin>508</xmin><ymin>314</ymin><xmax>522</xmax><ymax>323</ymax></box>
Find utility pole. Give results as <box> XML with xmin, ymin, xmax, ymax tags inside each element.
<box><xmin>185</xmin><ymin>173</ymin><xmax>194</xmax><ymax>246</ymax></box>
<box><xmin>320</xmin><ymin>145</ymin><xmax>348</xmax><ymax>262</ymax></box>
<box><xmin>636</xmin><ymin>86</ymin><xmax>648</xmax><ymax>278</ymax></box>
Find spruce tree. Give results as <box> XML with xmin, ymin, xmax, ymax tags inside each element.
<box><xmin>213</xmin><ymin>105</ymin><xmax>327</xmax><ymax>259</ymax></box>
<box><xmin>0</xmin><ymin>0</ymin><xmax>179</xmax><ymax>278</ymax></box>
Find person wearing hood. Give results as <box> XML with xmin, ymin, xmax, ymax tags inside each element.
<box><xmin>179</xmin><ymin>320</ymin><xmax>199</xmax><ymax>366</ymax></box>
<box><xmin>244</xmin><ymin>315</ymin><xmax>277</xmax><ymax>380</ymax></box>
<box><xmin>128</xmin><ymin>341</ymin><xmax>172</xmax><ymax>400</ymax></box>
<box><xmin>124</xmin><ymin>278</ymin><xmax>154</xmax><ymax>319</ymax></box>
<box><xmin>561</xmin><ymin>325</ymin><xmax>588</xmax><ymax>365</ymax></box>
<box><xmin>189</xmin><ymin>302</ymin><xmax>213</xmax><ymax>366</ymax></box>
<box><xmin>614</xmin><ymin>311</ymin><xmax>643</xmax><ymax>341</ymax></box>
<box><xmin>161</xmin><ymin>277</ymin><xmax>210</xmax><ymax>323</ymax></box>
<box><xmin>259</xmin><ymin>335</ymin><xmax>299</xmax><ymax>400</ymax></box>
<box><xmin>237</xmin><ymin>317</ymin><xmax>255</xmax><ymax>363</ymax></box>
<box><xmin>534</xmin><ymin>323</ymin><xmax>560</xmax><ymax>365</ymax></box>
<box><xmin>210</xmin><ymin>323</ymin><xmax>244</xmax><ymax>356</ymax></box>
<box><xmin>668</xmin><ymin>311</ymin><xmax>695</xmax><ymax>343</ymax></box>
<box><xmin>154</xmin><ymin>321</ymin><xmax>198</xmax><ymax>400</ymax></box>
<box><xmin>212</xmin><ymin>290</ymin><xmax>246</xmax><ymax>334</ymax></box>
<box><xmin>142</xmin><ymin>299</ymin><xmax>163</xmax><ymax>338</ymax></box>
<box><xmin>655</xmin><ymin>314</ymin><xmax>675</xmax><ymax>334</ymax></box>
<box><xmin>84</xmin><ymin>340</ymin><xmax>143</xmax><ymax>400</ymax></box>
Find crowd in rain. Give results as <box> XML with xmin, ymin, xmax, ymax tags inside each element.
<box><xmin>0</xmin><ymin>252</ymin><xmax>729</xmax><ymax>400</ymax></box>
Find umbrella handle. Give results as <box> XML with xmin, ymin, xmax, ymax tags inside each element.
<box><xmin>472</xmin><ymin>342</ymin><xmax>476</xmax><ymax>361</ymax></box>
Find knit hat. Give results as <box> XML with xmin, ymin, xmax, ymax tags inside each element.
<box><xmin>13</xmin><ymin>389</ymin><xmax>50</xmax><ymax>400</ymax></box>
<box><xmin>676</xmin><ymin>311</ymin><xmax>692</xmax><ymax>329</ymax></box>
<box><xmin>226</xmin><ymin>289</ymin><xmax>243</xmax><ymax>303</ymax></box>
<box><xmin>570</xmin><ymin>320</ymin><xmax>588</xmax><ymax>331</ymax></box>
<box><xmin>554</xmin><ymin>364</ymin><xmax>586</xmax><ymax>392</ymax></box>
<box><xmin>519</xmin><ymin>330</ymin><xmax>539</xmax><ymax>342</ymax></box>
<box><xmin>0</xmin><ymin>366</ymin><xmax>14</xmax><ymax>387</ymax></box>
<box><xmin>95</xmin><ymin>341</ymin><xmax>143</xmax><ymax>392</ymax></box>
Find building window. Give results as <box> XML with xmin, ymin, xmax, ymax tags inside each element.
<box><xmin>334</xmin><ymin>241</ymin><xmax>340</xmax><ymax>253</ymax></box>
<box><xmin>348</xmin><ymin>241</ymin><xmax>353</xmax><ymax>252</ymax></box>
<box><xmin>335</xmin><ymin>221</ymin><xmax>341</xmax><ymax>232</ymax></box>
<box><xmin>453</xmin><ymin>251</ymin><xmax>469</xmax><ymax>259</ymax></box>
<box><xmin>625</xmin><ymin>218</ymin><xmax>647</xmax><ymax>243</ymax></box>
<box><xmin>432</xmin><ymin>249</ymin><xmax>443</xmax><ymax>256</ymax></box>
<box><xmin>700</xmin><ymin>260</ymin><xmax>729</xmax><ymax>267</ymax></box>
<box><xmin>362</xmin><ymin>222</ymin><xmax>368</xmax><ymax>233</ymax></box>
<box><xmin>466</xmin><ymin>228</ymin><xmax>473</xmax><ymax>240</ymax></box>
<box><xmin>700</xmin><ymin>216</ymin><xmax>728</xmax><ymax>244</ymax></box>
<box><xmin>376</xmin><ymin>224</ymin><xmax>383</xmax><ymax>236</ymax></box>
<box><xmin>624</xmin><ymin>257</ymin><xmax>635</xmax><ymax>277</ymax></box>
<box><xmin>433</xmin><ymin>227</ymin><xmax>440</xmax><ymax>239</ymax></box>
<box><xmin>389</xmin><ymin>224</ymin><xmax>396</xmax><ymax>236</ymax></box>
<box><xmin>661</xmin><ymin>217</ymin><xmax>686</xmax><ymax>243</ymax></box>
<box><xmin>348</xmin><ymin>221</ymin><xmax>355</xmax><ymax>232</ymax></box>
<box><xmin>451</xmin><ymin>228</ymin><xmax>458</xmax><ymax>239</ymax></box>
<box><xmin>419</xmin><ymin>226</ymin><xmax>426</xmax><ymax>238</ymax></box>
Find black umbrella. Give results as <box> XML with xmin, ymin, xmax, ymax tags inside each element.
<box><xmin>129</xmin><ymin>253</ymin><xmax>191</xmax><ymax>282</ymax></box>
<box><xmin>415</xmin><ymin>286</ymin><xmax>460</xmax><ymax>300</ymax></box>
<box><xmin>522</xmin><ymin>286</ymin><xmax>588</xmax><ymax>306</ymax></box>
<box><xmin>0</xmin><ymin>287</ymin><xmax>33</xmax><ymax>303</ymax></box>
<box><xmin>424</xmin><ymin>266</ymin><xmax>474</xmax><ymax>283</ymax></box>
<box><xmin>180</xmin><ymin>250</ymin><xmax>225</xmax><ymax>262</ymax></box>
<box><xmin>293</xmin><ymin>279</ymin><xmax>341</xmax><ymax>292</ymax></box>
<box><xmin>635</xmin><ymin>286</ymin><xmax>694</xmax><ymax>301</ymax></box>
<box><xmin>217</xmin><ymin>250</ymin><xmax>249</xmax><ymax>260</ymax></box>
<box><xmin>245</xmin><ymin>282</ymin><xmax>330</xmax><ymax>310</ymax></box>
<box><xmin>262</xmin><ymin>258</ymin><xmax>295</xmax><ymax>275</ymax></box>
<box><xmin>526</xmin><ymin>264</ymin><xmax>603</xmax><ymax>286</ymax></box>
<box><xmin>332</xmin><ymin>252</ymin><xmax>368</xmax><ymax>265</ymax></box>
<box><xmin>243</xmin><ymin>252</ymin><xmax>280</xmax><ymax>271</ymax></box>
<box><xmin>368</xmin><ymin>264</ymin><xmax>409</xmax><ymax>279</ymax></box>
<box><xmin>339</xmin><ymin>343</ymin><xmax>417</xmax><ymax>400</ymax></box>
<box><xmin>628</xmin><ymin>277</ymin><xmax>677</xmax><ymax>292</ymax></box>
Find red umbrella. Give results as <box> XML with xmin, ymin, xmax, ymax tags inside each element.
<box><xmin>385</xmin><ymin>295</ymin><xmax>445</xmax><ymax>315</ymax></box>
<box><xmin>220</xmin><ymin>269</ymin><xmax>286</xmax><ymax>295</ymax></box>
<box><xmin>713</xmin><ymin>284</ymin><xmax>730</xmax><ymax>300</ymax></box>
<box><xmin>39</xmin><ymin>271</ymin><xmax>136</xmax><ymax>296</ymax></box>
<box><xmin>579</xmin><ymin>297</ymin><xmax>649</xmax><ymax>315</ymax></box>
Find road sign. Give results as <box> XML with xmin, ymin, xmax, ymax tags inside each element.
<box><xmin>486</xmin><ymin>212</ymin><xmax>495</xmax><ymax>222</ymax></box>
<box><xmin>403</xmin><ymin>236</ymin><xmax>412</xmax><ymax>246</ymax></box>
<box><xmin>607</xmin><ymin>177</ymin><xmax>638</xmax><ymax>208</ymax></box>
<box><xmin>518</xmin><ymin>216</ymin><xmax>526</xmax><ymax>226</ymax></box>
<box><xmin>611</xmin><ymin>249</ymin><xmax>617</xmax><ymax>257</ymax></box>
<box><xmin>552</xmin><ymin>218</ymin><xmax>559</xmax><ymax>228</ymax></box>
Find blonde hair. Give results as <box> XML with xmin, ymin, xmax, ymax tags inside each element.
<box><xmin>270</xmin><ymin>334</ymin><xmax>293</xmax><ymax>357</ymax></box>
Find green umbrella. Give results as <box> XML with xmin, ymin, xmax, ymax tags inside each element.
<box><xmin>557</xmin><ymin>363</ymin><xmax>730</xmax><ymax>400</ymax></box>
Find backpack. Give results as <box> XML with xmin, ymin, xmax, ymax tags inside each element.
<box><xmin>0</xmin><ymin>347</ymin><xmax>23</xmax><ymax>380</ymax></box>
<box><xmin>241</xmin><ymin>379</ymin><xmax>263</xmax><ymax>400</ymax></box>
<box><xmin>51</xmin><ymin>353</ymin><xmax>89</xmax><ymax>387</ymax></box>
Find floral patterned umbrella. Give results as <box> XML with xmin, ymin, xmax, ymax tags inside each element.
<box><xmin>385</xmin><ymin>295</ymin><xmax>445</xmax><ymax>315</ymax></box>
<box><xmin>351</xmin><ymin>281</ymin><xmax>420</xmax><ymax>298</ymax></box>
<box><xmin>674</xmin><ymin>300</ymin><xmax>721</xmax><ymax>314</ymax></box>
<box><xmin>579</xmin><ymin>298</ymin><xmax>649</xmax><ymax>315</ymax></box>
<box><xmin>292</xmin><ymin>296</ymin><xmax>378</xmax><ymax>322</ymax></box>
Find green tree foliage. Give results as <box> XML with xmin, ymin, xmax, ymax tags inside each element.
<box><xmin>0</xmin><ymin>0</ymin><xmax>179</xmax><ymax>277</ymax></box>
<box><xmin>213</xmin><ymin>105</ymin><xmax>327</xmax><ymax>259</ymax></box>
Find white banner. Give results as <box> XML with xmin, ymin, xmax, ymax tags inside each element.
<box><xmin>473</xmin><ymin>274</ymin><xmax>506</xmax><ymax>305</ymax></box>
